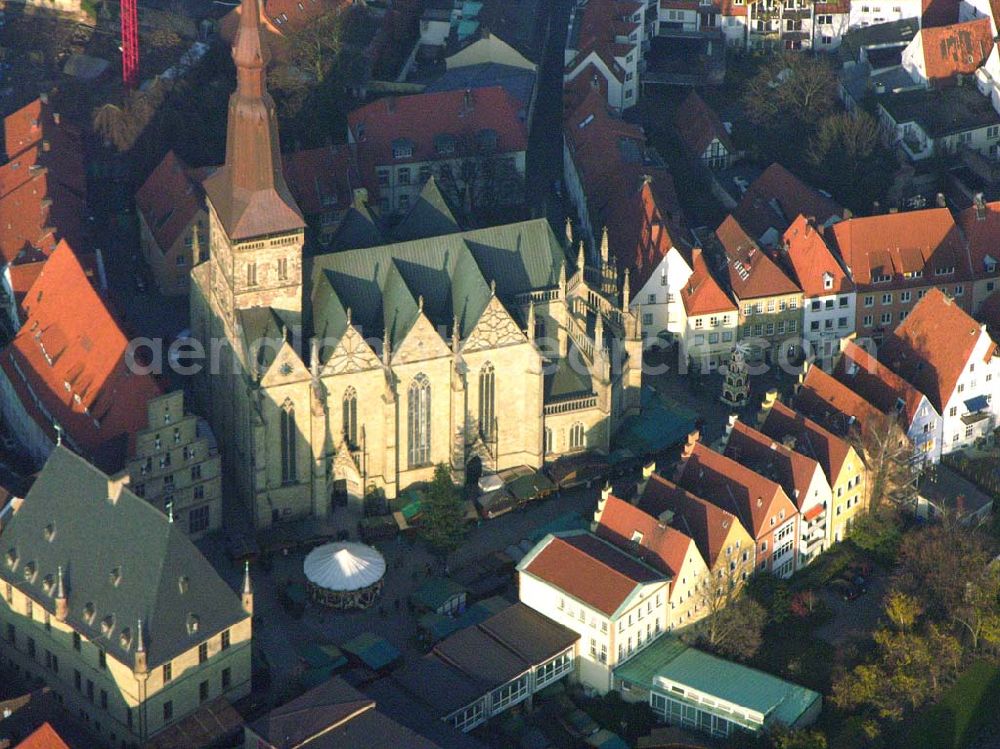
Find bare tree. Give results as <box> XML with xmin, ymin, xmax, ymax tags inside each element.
<box><xmin>682</xmin><ymin>566</ymin><xmax>765</xmax><ymax>660</ymax></box>
<box><xmin>743</xmin><ymin>54</ymin><xmax>837</xmax><ymax>128</ymax></box>
<box><xmin>852</xmin><ymin>411</ymin><xmax>918</xmax><ymax>512</ymax></box>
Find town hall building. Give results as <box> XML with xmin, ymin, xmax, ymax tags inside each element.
<box><xmin>189</xmin><ymin>0</ymin><xmax>643</xmax><ymax>527</ymax></box>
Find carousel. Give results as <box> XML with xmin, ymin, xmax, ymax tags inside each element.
<box><xmin>303</xmin><ymin>541</ymin><xmax>386</xmax><ymax>610</ymax></box>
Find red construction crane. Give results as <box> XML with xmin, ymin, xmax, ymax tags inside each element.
<box><xmin>120</xmin><ymin>0</ymin><xmax>139</xmax><ymax>89</ymax></box>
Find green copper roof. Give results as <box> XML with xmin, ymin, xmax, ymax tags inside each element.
<box><xmin>0</xmin><ymin>447</ymin><xmax>248</xmax><ymax>669</ymax></box>
<box><xmin>310</xmin><ymin>218</ymin><xmax>565</xmax><ymax>352</ymax></box>
<box><xmin>393</xmin><ymin>176</ymin><xmax>461</xmax><ymax>242</ymax></box>
<box><xmin>614</xmin><ymin>636</ymin><xmax>821</xmax><ymax>729</ymax></box>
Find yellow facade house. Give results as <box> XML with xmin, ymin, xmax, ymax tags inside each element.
<box><xmin>0</xmin><ymin>448</ymin><xmax>252</xmax><ymax>747</ymax></box>
<box><xmin>759</xmin><ymin>399</ymin><xmax>869</xmax><ymax>544</ymax></box>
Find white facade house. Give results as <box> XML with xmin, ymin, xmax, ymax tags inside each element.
<box><xmin>812</xmin><ymin>6</ymin><xmax>850</xmax><ymax>49</ymax></box>
<box><xmin>517</xmin><ymin>532</ymin><xmax>671</xmax><ymax>695</ymax></box>
<box><xmin>939</xmin><ymin>333</ymin><xmax>1000</xmax><ymax>451</ymax></box>
<box><xmin>564</xmin><ymin>0</ymin><xmax>645</xmax><ymax>111</ymax></box>
<box><xmin>632</xmin><ymin>248</ymin><xmax>694</xmax><ymax>342</ymax></box>
<box><xmin>803</xmin><ymin>287</ymin><xmax>856</xmax><ymax>359</ymax></box>
<box><xmin>848</xmin><ymin>0</ymin><xmax>922</xmax><ymax>28</ymax></box>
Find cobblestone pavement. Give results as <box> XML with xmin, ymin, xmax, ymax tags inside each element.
<box><xmin>201</xmin><ymin>483</ymin><xmax>606</xmax><ymax>711</ymax></box>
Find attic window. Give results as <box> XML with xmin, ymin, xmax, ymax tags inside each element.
<box><xmin>42</xmin><ymin>575</ymin><xmax>54</xmax><ymax>594</ymax></box>
<box><xmin>109</xmin><ymin>567</ymin><xmax>122</xmax><ymax>587</ymax></box>
<box><xmin>391</xmin><ymin>138</ymin><xmax>413</xmax><ymax>159</ymax></box>
<box><xmin>119</xmin><ymin>628</ymin><xmax>132</xmax><ymax>650</ymax></box>
<box><xmin>434</xmin><ymin>134</ymin><xmax>456</xmax><ymax>155</ymax></box>
<box><xmin>43</xmin><ymin>523</ymin><xmax>55</xmax><ymax>542</ymax></box>
<box><xmin>631</xmin><ymin>530</ymin><xmax>644</xmax><ymax>544</ymax></box>
<box><xmin>178</xmin><ymin>576</ymin><xmax>189</xmax><ymax>594</ymax></box>
<box><xmin>187</xmin><ymin>613</ymin><xmax>200</xmax><ymax>635</ymax></box>
<box><xmin>23</xmin><ymin>561</ymin><xmax>36</xmax><ymax>580</ymax></box>
<box><xmin>6</xmin><ymin>548</ymin><xmax>17</xmax><ymax>569</ymax></box>
<box><xmin>476</xmin><ymin>128</ymin><xmax>498</xmax><ymax>153</ymax></box>
<box><xmin>101</xmin><ymin>614</ymin><xmax>115</xmax><ymax>637</ymax></box>
<box><xmin>84</xmin><ymin>602</ymin><xmax>95</xmax><ymax>624</ymax></box>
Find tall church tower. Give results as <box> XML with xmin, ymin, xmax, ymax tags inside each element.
<box><xmin>202</xmin><ymin>0</ymin><xmax>305</xmax><ymax>335</ymax></box>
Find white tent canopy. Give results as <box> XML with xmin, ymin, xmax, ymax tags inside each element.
<box><xmin>304</xmin><ymin>542</ymin><xmax>386</xmax><ymax>592</ymax></box>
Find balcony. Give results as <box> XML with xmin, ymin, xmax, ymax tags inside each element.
<box><xmin>544</xmin><ymin>395</ymin><xmax>598</xmax><ymax>415</ymax></box>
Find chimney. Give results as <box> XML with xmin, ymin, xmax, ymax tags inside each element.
<box><xmin>757</xmin><ymin>388</ymin><xmax>779</xmax><ymax>426</ymax></box>
<box><xmin>782</xmin><ymin>434</ymin><xmax>797</xmax><ymax>450</ymax></box>
<box><xmin>134</xmin><ymin>618</ymin><xmax>147</xmax><ymax>674</ymax></box>
<box><xmin>657</xmin><ymin>509</ymin><xmax>675</xmax><ymax>526</ymax></box>
<box><xmin>975</xmin><ymin>192</ymin><xmax>986</xmax><ymax>221</ymax></box>
<box><xmin>936</xmin><ymin>193</ymin><xmax>947</xmax><ymax>208</ymax></box>
<box><xmin>241</xmin><ymin>560</ymin><xmax>254</xmax><ymax>616</ymax></box>
<box><xmin>636</xmin><ymin>461</ymin><xmax>656</xmax><ymax>498</ymax></box>
<box><xmin>54</xmin><ymin>565</ymin><xmax>68</xmax><ymax>622</ymax></box>
<box><xmin>463</xmin><ymin>88</ymin><xmax>472</xmax><ymax>111</ymax></box>
<box><xmin>40</xmin><ymin>92</ymin><xmax>48</xmax><ymax>104</ymax></box>
<box><xmin>676</xmin><ymin>431</ymin><xmax>699</xmax><ymax>477</ymax></box>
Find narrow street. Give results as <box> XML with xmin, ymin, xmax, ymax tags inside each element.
<box><xmin>524</xmin><ymin>0</ymin><xmax>575</xmax><ymax>232</ymax></box>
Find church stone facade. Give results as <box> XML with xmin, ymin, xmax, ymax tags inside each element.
<box><xmin>191</xmin><ymin>0</ymin><xmax>643</xmax><ymax>527</ymax></box>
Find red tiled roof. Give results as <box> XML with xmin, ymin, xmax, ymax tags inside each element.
<box><xmin>565</xmin><ymin>90</ymin><xmax>680</xmax><ymax>250</ymax></box>
<box><xmin>568</xmin><ymin>0</ymin><xmax>642</xmax><ymax>79</ymax></box>
<box><xmin>716</xmin><ymin>215</ymin><xmax>801</xmax><ymax>300</ymax></box>
<box><xmin>719</xmin><ymin>0</ymin><xmax>747</xmax><ymax>16</ymax></box>
<box><xmin>814</xmin><ymin>0</ymin><xmax>850</xmax><ymax>11</ymax></box>
<box><xmin>881</xmin><ymin>288</ymin><xmax>988</xmax><ymax>412</ymax></box>
<box><xmin>348</xmin><ymin>87</ymin><xmax>527</xmax><ymax>198</ymax></box>
<box><xmin>1</xmin><ymin>242</ymin><xmax>162</xmax><ymax>471</ymax></box>
<box><xmin>2</xmin><ymin>98</ymin><xmax>86</xmax><ymax>197</ymax></box>
<box><xmin>637</xmin><ymin>473</ymin><xmax>746</xmax><ymax>568</ymax></box>
<box><xmin>803</xmin><ymin>504</ymin><xmax>824</xmax><ymax>522</ymax></box>
<box><xmin>674</xmin><ymin>91</ymin><xmax>734</xmax><ymax>159</ymax></box>
<box><xmin>779</xmin><ymin>215</ymin><xmax>853</xmax><ymax>298</ymax></box>
<box><xmin>676</xmin><ymin>442</ymin><xmax>798</xmax><ymax>540</ymax></box>
<box><xmin>830</xmin><ymin>207</ymin><xmax>967</xmax><ymax>286</ymax></box>
<box><xmin>15</xmin><ymin>722</ymin><xmax>71</xmax><ymax>749</ymax></box>
<box><xmin>681</xmin><ymin>246</ymin><xmax>737</xmax><ymax>317</ymax></box>
<box><xmin>523</xmin><ymin>533</ymin><xmax>663</xmax><ymax>616</ymax></box>
<box><xmin>732</xmin><ymin>163</ymin><xmax>843</xmax><ymax>244</ymax></box>
<box><xmin>835</xmin><ymin>340</ymin><xmax>930</xmax><ymax>423</ymax></box>
<box><xmin>723</xmin><ymin>420</ymin><xmax>821</xmax><ymax>511</ymax></box>
<box><xmin>760</xmin><ymin>400</ymin><xmax>854</xmax><ymax>488</ymax></box>
<box><xmin>595</xmin><ymin>495</ymin><xmax>696</xmax><ymax>578</ymax></box>
<box><xmin>605</xmin><ymin>177</ymin><xmax>686</xmax><ymax>291</ymax></box>
<box><xmin>135</xmin><ymin>151</ymin><xmax>204</xmax><ymax>253</ymax></box>
<box><xmin>0</xmin><ymin>167</ymin><xmax>82</xmax><ymax>266</ymax></box>
<box><xmin>914</xmin><ymin>17</ymin><xmax>992</xmax><ymax>84</ymax></box>
<box><xmin>283</xmin><ymin>144</ymin><xmax>359</xmax><ymax>216</ymax></box>
<box><xmin>791</xmin><ymin>365</ymin><xmax>883</xmax><ymax>441</ymax></box>
<box><xmin>958</xmin><ymin>199</ymin><xmax>1000</xmax><ymax>277</ymax></box>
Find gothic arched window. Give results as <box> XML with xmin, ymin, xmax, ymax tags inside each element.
<box><xmin>478</xmin><ymin>363</ymin><xmax>495</xmax><ymax>441</ymax></box>
<box><xmin>280</xmin><ymin>399</ymin><xmax>297</xmax><ymax>484</ymax></box>
<box><xmin>569</xmin><ymin>422</ymin><xmax>585</xmax><ymax>451</ymax></box>
<box><xmin>407</xmin><ymin>374</ymin><xmax>431</xmax><ymax>468</ymax></box>
<box><xmin>343</xmin><ymin>387</ymin><xmax>358</xmax><ymax>449</ymax></box>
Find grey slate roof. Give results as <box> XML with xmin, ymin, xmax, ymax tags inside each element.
<box><xmin>249</xmin><ymin>677</ymin><xmax>442</xmax><ymax>749</ymax></box>
<box><xmin>309</xmin><ymin>217</ymin><xmax>565</xmax><ymax>353</ymax></box>
<box><xmin>0</xmin><ymin>447</ymin><xmax>248</xmax><ymax>669</ymax></box>
<box><xmin>426</xmin><ymin>63</ymin><xmax>536</xmax><ymax>110</ymax></box>
<box><xmin>330</xmin><ymin>197</ymin><xmax>385</xmax><ymax>252</ymax></box>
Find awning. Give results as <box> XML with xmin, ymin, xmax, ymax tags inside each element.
<box><xmin>803</xmin><ymin>504</ymin><xmax>825</xmax><ymax>522</ymax></box>
<box><xmin>965</xmin><ymin>395</ymin><xmax>990</xmax><ymax>413</ymax></box>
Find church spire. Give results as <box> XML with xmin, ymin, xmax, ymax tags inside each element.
<box><xmin>204</xmin><ymin>0</ymin><xmax>303</xmax><ymax>241</ymax></box>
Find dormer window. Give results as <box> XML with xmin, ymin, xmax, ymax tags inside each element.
<box><xmin>823</xmin><ymin>273</ymin><xmax>834</xmax><ymax>290</ymax></box>
<box><xmin>391</xmin><ymin>138</ymin><xmax>413</xmax><ymax>160</ymax></box>
<box><xmin>631</xmin><ymin>530</ymin><xmax>644</xmax><ymax>544</ymax></box>
<box><xmin>23</xmin><ymin>562</ymin><xmax>36</xmax><ymax>580</ymax></box>
<box><xmin>5</xmin><ymin>548</ymin><xmax>16</xmax><ymax>569</ymax></box>
<box><xmin>120</xmin><ymin>628</ymin><xmax>132</xmax><ymax>650</ymax></box>
<box><xmin>476</xmin><ymin>128</ymin><xmax>498</xmax><ymax>153</ymax></box>
<box><xmin>84</xmin><ymin>602</ymin><xmax>95</xmax><ymax>624</ymax></box>
<box><xmin>187</xmin><ymin>613</ymin><xmax>200</xmax><ymax>635</ymax></box>
<box><xmin>434</xmin><ymin>134</ymin><xmax>456</xmax><ymax>155</ymax></box>
<box><xmin>101</xmin><ymin>614</ymin><xmax>115</xmax><ymax>637</ymax></box>
<box><xmin>109</xmin><ymin>567</ymin><xmax>122</xmax><ymax>587</ymax></box>
<box><xmin>43</xmin><ymin>523</ymin><xmax>55</xmax><ymax>542</ymax></box>
<box><xmin>178</xmin><ymin>576</ymin><xmax>189</xmax><ymax>594</ymax></box>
